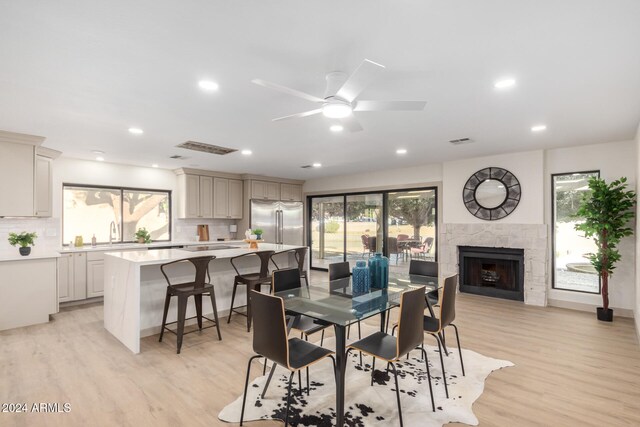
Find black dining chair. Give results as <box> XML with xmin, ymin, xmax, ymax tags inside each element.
<box><xmin>158</xmin><ymin>256</ymin><xmax>222</xmax><ymax>354</ymax></box>
<box><xmin>270</xmin><ymin>247</ymin><xmax>309</xmax><ymax>286</ymax></box>
<box><xmin>423</xmin><ymin>274</ymin><xmax>465</xmax><ymax>399</ymax></box>
<box><xmin>329</xmin><ymin>262</ymin><xmax>361</xmax><ymax>340</ymax></box>
<box><xmin>409</xmin><ymin>260</ymin><xmax>440</xmax><ymax>317</ymax></box>
<box><xmin>346</xmin><ymin>286</ymin><xmax>435</xmax><ymax>425</ymax></box>
<box><xmin>227</xmin><ymin>250</ymin><xmax>275</xmax><ymax>332</ymax></box>
<box><xmin>240</xmin><ymin>291</ymin><xmax>336</xmax><ymax>427</ymax></box>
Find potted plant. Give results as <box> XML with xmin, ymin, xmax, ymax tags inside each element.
<box><xmin>8</xmin><ymin>232</ymin><xmax>38</xmax><ymax>256</ymax></box>
<box><xmin>134</xmin><ymin>228</ymin><xmax>152</xmax><ymax>244</ymax></box>
<box><xmin>574</xmin><ymin>177</ymin><xmax>636</xmax><ymax>322</ymax></box>
<box><xmin>252</xmin><ymin>229</ymin><xmax>263</xmax><ymax>240</ymax></box>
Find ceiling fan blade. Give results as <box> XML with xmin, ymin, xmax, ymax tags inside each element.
<box><xmin>335</xmin><ymin>59</ymin><xmax>385</xmax><ymax>103</ymax></box>
<box><xmin>354</xmin><ymin>100</ymin><xmax>427</xmax><ymax>111</ymax></box>
<box><xmin>252</xmin><ymin>79</ymin><xmax>325</xmax><ymax>104</ymax></box>
<box><xmin>339</xmin><ymin>115</ymin><xmax>363</xmax><ymax>132</ymax></box>
<box><xmin>272</xmin><ymin>109</ymin><xmax>322</xmax><ymax>122</ymax></box>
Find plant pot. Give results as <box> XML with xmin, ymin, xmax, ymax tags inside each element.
<box><xmin>19</xmin><ymin>247</ymin><xmax>31</xmax><ymax>256</ymax></box>
<box><xmin>137</xmin><ymin>237</ymin><xmax>145</xmax><ymax>244</ymax></box>
<box><xmin>255</xmin><ymin>234</ymin><xmax>262</xmax><ymax>240</ymax></box>
<box><xmin>596</xmin><ymin>307</ymin><xmax>613</xmax><ymax>322</ymax></box>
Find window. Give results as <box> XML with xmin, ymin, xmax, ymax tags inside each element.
<box><xmin>552</xmin><ymin>171</ymin><xmax>600</xmax><ymax>293</ymax></box>
<box><xmin>63</xmin><ymin>185</ymin><xmax>171</xmax><ymax>245</ymax></box>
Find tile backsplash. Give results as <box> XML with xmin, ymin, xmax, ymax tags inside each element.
<box><xmin>173</xmin><ymin>218</ymin><xmax>238</xmax><ymax>242</ymax></box>
<box><xmin>0</xmin><ymin>217</ymin><xmax>60</xmax><ymax>251</ymax></box>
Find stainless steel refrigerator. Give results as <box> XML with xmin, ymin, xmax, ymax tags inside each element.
<box><xmin>250</xmin><ymin>200</ymin><xmax>304</xmax><ymax>245</ymax></box>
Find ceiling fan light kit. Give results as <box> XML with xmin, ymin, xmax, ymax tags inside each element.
<box><xmin>252</xmin><ymin>59</ymin><xmax>426</xmax><ymax>132</ymax></box>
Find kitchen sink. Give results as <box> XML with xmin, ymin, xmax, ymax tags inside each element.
<box><xmin>180</xmin><ymin>245</ymin><xmax>240</xmax><ymax>252</ymax></box>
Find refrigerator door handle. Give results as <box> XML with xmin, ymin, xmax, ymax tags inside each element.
<box><xmin>275</xmin><ymin>210</ymin><xmax>281</xmax><ymax>244</ymax></box>
<box><xmin>277</xmin><ymin>210</ymin><xmax>283</xmax><ymax>244</ymax></box>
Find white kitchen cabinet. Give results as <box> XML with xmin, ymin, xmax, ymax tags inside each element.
<box><xmin>34</xmin><ymin>154</ymin><xmax>53</xmax><ymax>217</ymax></box>
<box><xmin>213</xmin><ymin>177</ymin><xmax>243</xmax><ymax>219</ymax></box>
<box><xmin>0</xmin><ymin>142</ymin><xmax>35</xmax><ymax>217</ymax></box>
<box><xmin>251</xmin><ymin>180</ymin><xmax>280</xmax><ymax>201</ymax></box>
<box><xmin>177</xmin><ymin>174</ymin><xmax>216</xmax><ymax>219</ymax></box>
<box><xmin>87</xmin><ymin>259</ymin><xmax>105</xmax><ymax>298</ymax></box>
<box><xmin>280</xmin><ymin>183</ymin><xmax>302</xmax><ymax>202</ymax></box>
<box><xmin>199</xmin><ymin>176</ymin><xmax>213</xmax><ymax>218</ymax></box>
<box><xmin>72</xmin><ymin>252</ymin><xmax>87</xmax><ymax>300</ymax></box>
<box><xmin>57</xmin><ymin>253</ymin><xmax>73</xmax><ymax>303</ymax></box>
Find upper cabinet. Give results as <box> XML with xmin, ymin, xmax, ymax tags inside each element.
<box><xmin>251</xmin><ymin>180</ymin><xmax>280</xmax><ymax>201</ymax></box>
<box><xmin>0</xmin><ymin>131</ymin><xmax>59</xmax><ymax>217</ymax></box>
<box><xmin>280</xmin><ymin>183</ymin><xmax>303</xmax><ymax>202</ymax></box>
<box><xmin>213</xmin><ymin>177</ymin><xmax>243</xmax><ymax>219</ymax></box>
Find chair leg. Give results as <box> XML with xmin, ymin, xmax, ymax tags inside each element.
<box><xmin>209</xmin><ymin>288</ymin><xmax>222</xmax><ymax>340</ymax></box>
<box><xmin>194</xmin><ymin>294</ymin><xmax>203</xmax><ymax>330</ymax></box>
<box><xmin>284</xmin><ymin>372</ymin><xmax>295</xmax><ymax>427</ymax></box>
<box><xmin>371</xmin><ymin>356</ymin><xmax>376</xmax><ymax>386</ymax></box>
<box><xmin>245</xmin><ymin>284</ymin><xmax>252</xmax><ymax>332</ymax></box>
<box><xmin>306</xmin><ymin>366</ymin><xmax>310</xmax><ymax>396</ymax></box>
<box><xmin>298</xmin><ymin>370</ymin><xmax>302</xmax><ymax>394</ymax></box>
<box><xmin>320</xmin><ymin>329</ymin><xmax>325</xmax><ymax>346</ymax></box>
<box><xmin>227</xmin><ymin>282</ymin><xmax>238</xmax><ymax>324</ymax></box>
<box><xmin>420</xmin><ymin>347</ymin><xmax>436</xmax><ymax>412</ymax></box>
<box><xmin>262</xmin><ymin>358</ymin><xmax>267</xmax><ymax>375</ymax></box>
<box><xmin>176</xmin><ymin>295</ymin><xmax>188</xmax><ymax>354</ymax></box>
<box><xmin>433</xmin><ymin>333</ymin><xmax>449</xmax><ymax>398</ymax></box>
<box><xmin>451</xmin><ymin>324</ymin><xmax>465</xmax><ymax>376</ymax></box>
<box><xmin>240</xmin><ymin>355</ymin><xmax>261</xmax><ymax>426</ymax></box>
<box><xmin>158</xmin><ymin>290</ymin><xmax>171</xmax><ymax>342</ymax></box>
<box><xmin>261</xmin><ymin>362</ymin><xmax>277</xmax><ymax>399</ymax></box>
<box><xmin>357</xmin><ymin>321</ymin><xmax>363</xmax><ymax>366</ymax></box>
<box><xmin>389</xmin><ymin>362</ymin><xmax>404</xmax><ymax>427</ymax></box>
<box><xmin>303</xmin><ymin>273</ymin><xmax>309</xmax><ymax>287</ymax></box>
<box><xmin>391</xmin><ymin>324</ymin><xmax>398</xmax><ymax>336</ymax></box>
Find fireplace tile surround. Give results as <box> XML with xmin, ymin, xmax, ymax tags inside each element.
<box><xmin>440</xmin><ymin>223</ymin><xmax>549</xmax><ymax>306</ymax></box>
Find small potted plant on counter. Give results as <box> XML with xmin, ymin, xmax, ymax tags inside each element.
<box><xmin>134</xmin><ymin>227</ymin><xmax>152</xmax><ymax>244</ymax></box>
<box><xmin>8</xmin><ymin>232</ymin><xmax>38</xmax><ymax>256</ymax></box>
<box><xmin>252</xmin><ymin>229</ymin><xmax>263</xmax><ymax>240</ymax></box>
<box><xmin>574</xmin><ymin>176</ymin><xmax>636</xmax><ymax>322</ymax></box>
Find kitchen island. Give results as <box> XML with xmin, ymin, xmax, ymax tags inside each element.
<box><xmin>103</xmin><ymin>242</ymin><xmax>306</xmax><ymax>353</ymax></box>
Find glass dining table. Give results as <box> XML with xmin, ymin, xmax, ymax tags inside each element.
<box><xmin>274</xmin><ymin>273</ymin><xmax>439</xmax><ymax>426</ymax></box>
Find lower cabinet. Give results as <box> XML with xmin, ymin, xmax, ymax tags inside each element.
<box><xmin>58</xmin><ymin>251</ymin><xmax>103</xmax><ymax>303</ymax></box>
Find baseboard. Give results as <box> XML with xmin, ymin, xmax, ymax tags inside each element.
<box><xmin>59</xmin><ymin>296</ymin><xmax>103</xmax><ymax>309</ymax></box>
<box><xmin>548</xmin><ymin>298</ymin><xmax>634</xmax><ymax>318</ymax></box>
<box><xmin>140</xmin><ymin>307</ymin><xmax>233</xmax><ymax>338</ymax></box>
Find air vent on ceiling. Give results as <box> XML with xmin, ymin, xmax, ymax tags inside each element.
<box><xmin>169</xmin><ymin>154</ymin><xmax>188</xmax><ymax>160</ymax></box>
<box><xmin>300</xmin><ymin>165</ymin><xmax>313</xmax><ymax>169</ymax></box>
<box><xmin>176</xmin><ymin>141</ymin><xmax>237</xmax><ymax>155</ymax></box>
<box><xmin>449</xmin><ymin>137</ymin><xmax>474</xmax><ymax>145</ymax></box>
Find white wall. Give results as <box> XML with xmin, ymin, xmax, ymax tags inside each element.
<box><xmin>442</xmin><ymin>150</ymin><xmax>544</xmax><ymax>224</ymax></box>
<box><xmin>636</xmin><ymin>125</ymin><xmax>640</xmax><ymax>336</ymax></box>
<box><xmin>545</xmin><ymin>140</ymin><xmax>637</xmax><ymax>312</ymax></box>
<box><xmin>303</xmin><ymin>163</ymin><xmax>442</xmax><ymax>194</ymax></box>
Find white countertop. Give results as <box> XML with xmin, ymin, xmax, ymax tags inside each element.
<box><xmin>58</xmin><ymin>239</ymin><xmax>241</xmax><ymax>253</ymax></box>
<box><xmin>0</xmin><ymin>248</ymin><xmax>61</xmax><ymax>262</ymax></box>
<box><xmin>104</xmin><ymin>242</ymin><xmax>305</xmax><ymax>266</ymax></box>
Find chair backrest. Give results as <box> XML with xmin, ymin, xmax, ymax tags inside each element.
<box><xmin>368</xmin><ymin>236</ymin><xmax>377</xmax><ymax>252</ymax></box>
<box><xmin>294</xmin><ymin>247</ymin><xmax>307</xmax><ymax>272</ymax></box>
<box><xmin>388</xmin><ymin>237</ymin><xmax>399</xmax><ymax>254</ymax></box>
<box><xmin>160</xmin><ymin>256</ymin><xmax>215</xmax><ymax>289</ymax></box>
<box><xmin>409</xmin><ymin>260</ymin><xmax>438</xmax><ymax>277</ymax></box>
<box><xmin>424</xmin><ymin>237</ymin><xmax>434</xmax><ymax>252</ymax></box>
<box><xmin>250</xmin><ymin>291</ymin><xmax>290</xmax><ymax>368</ymax></box>
<box><xmin>360</xmin><ymin>234</ymin><xmax>369</xmax><ymax>247</ymax></box>
<box><xmin>397</xmin><ymin>234</ymin><xmax>409</xmax><ymax>241</ymax></box>
<box><xmin>272</xmin><ymin>268</ymin><xmax>302</xmax><ymax>293</ymax></box>
<box><xmin>329</xmin><ymin>261</ymin><xmax>350</xmax><ymax>281</ymax></box>
<box><xmin>230</xmin><ymin>250</ymin><xmax>275</xmax><ymax>278</ymax></box>
<box><xmin>396</xmin><ymin>286</ymin><xmax>427</xmax><ymax>358</ymax></box>
<box><xmin>439</xmin><ymin>274</ymin><xmax>458</xmax><ymax>328</ymax></box>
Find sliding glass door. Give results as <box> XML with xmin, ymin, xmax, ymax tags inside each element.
<box><xmin>309</xmin><ymin>187</ymin><xmax>437</xmax><ymax>271</ymax></box>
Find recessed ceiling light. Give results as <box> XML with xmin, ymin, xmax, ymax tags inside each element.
<box><xmin>151</xmin><ymin>164</ymin><xmax>159</xmax><ymax>168</ymax></box>
<box><xmin>330</xmin><ymin>124</ymin><xmax>344</xmax><ymax>132</ymax></box>
<box><xmin>91</xmin><ymin>150</ymin><xmax>104</xmax><ymax>155</ymax></box>
<box><xmin>96</xmin><ymin>156</ymin><xmax>104</xmax><ymax>162</ymax></box>
<box><xmin>312</xmin><ymin>162</ymin><xmax>322</xmax><ymax>168</ymax></box>
<box><xmin>322</xmin><ymin>103</ymin><xmax>352</xmax><ymax>119</ymax></box>
<box><xmin>128</xmin><ymin>127</ymin><xmax>144</xmax><ymax>135</ymax></box>
<box><xmin>396</xmin><ymin>148</ymin><xmax>408</xmax><ymax>154</ymax></box>
<box><xmin>241</xmin><ymin>149</ymin><xmax>252</xmax><ymax>155</ymax></box>
<box><xmin>494</xmin><ymin>78</ymin><xmax>516</xmax><ymax>89</ymax></box>
<box><xmin>198</xmin><ymin>80</ymin><xmax>219</xmax><ymax>91</ymax></box>
<box><xmin>531</xmin><ymin>124</ymin><xmax>547</xmax><ymax>132</ymax></box>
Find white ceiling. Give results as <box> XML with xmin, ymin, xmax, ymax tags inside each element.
<box><xmin>1</xmin><ymin>0</ymin><xmax>639</xmax><ymax>180</ymax></box>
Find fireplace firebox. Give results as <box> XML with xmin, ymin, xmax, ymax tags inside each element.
<box><xmin>458</xmin><ymin>246</ymin><xmax>524</xmax><ymax>301</ymax></box>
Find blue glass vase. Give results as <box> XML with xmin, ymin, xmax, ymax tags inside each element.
<box><xmin>368</xmin><ymin>252</ymin><xmax>389</xmax><ymax>289</ymax></box>
<box><xmin>352</xmin><ymin>260</ymin><xmax>370</xmax><ymax>295</ymax></box>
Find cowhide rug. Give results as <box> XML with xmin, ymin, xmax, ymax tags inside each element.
<box><xmin>219</xmin><ymin>336</ymin><xmax>513</xmax><ymax>426</ymax></box>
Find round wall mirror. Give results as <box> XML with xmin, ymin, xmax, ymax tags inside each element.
<box><xmin>462</xmin><ymin>167</ymin><xmax>521</xmax><ymax>220</ymax></box>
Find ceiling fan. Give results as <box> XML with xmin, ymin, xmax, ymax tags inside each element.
<box><xmin>252</xmin><ymin>59</ymin><xmax>427</xmax><ymax>132</ymax></box>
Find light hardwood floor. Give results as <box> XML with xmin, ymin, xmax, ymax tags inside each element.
<box><xmin>1</xmin><ymin>273</ymin><xmax>639</xmax><ymax>427</ymax></box>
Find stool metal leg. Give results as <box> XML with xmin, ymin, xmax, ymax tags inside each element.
<box><xmin>158</xmin><ymin>289</ymin><xmax>171</xmax><ymax>342</ymax></box>
<box><xmin>209</xmin><ymin>288</ymin><xmax>222</xmax><ymax>340</ymax></box>
<box><xmin>227</xmin><ymin>281</ymin><xmax>238</xmax><ymax>324</ymax></box>
<box><xmin>176</xmin><ymin>295</ymin><xmax>188</xmax><ymax>354</ymax></box>
<box><xmin>194</xmin><ymin>294</ymin><xmax>203</xmax><ymax>330</ymax></box>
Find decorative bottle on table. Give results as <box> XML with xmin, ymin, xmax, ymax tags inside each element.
<box><xmin>352</xmin><ymin>260</ymin><xmax>370</xmax><ymax>295</ymax></box>
<box><xmin>368</xmin><ymin>252</ymin><xmax>389</xmax><ymax>289</ymax></box>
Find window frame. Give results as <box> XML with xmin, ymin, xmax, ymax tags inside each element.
<box><xmin>62</xmin><ymin>183</ymin><xmax>172</xmax><ymax>246</ymax></box>
<box><xmin>550</xmin><ymin>170</ymin><xmax>601</xmax><ymax>294</ymax></box>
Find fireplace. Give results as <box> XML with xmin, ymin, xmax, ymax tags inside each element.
<box><xmin>459</xmin><ymin>246</ymin><xmax>524</xmax><ymax>301</ymax></box>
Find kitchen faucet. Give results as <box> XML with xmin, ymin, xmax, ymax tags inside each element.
<box><xmin>109</xmin><ymin>221</ymin><xmax>117</xmax><ymax>245</ymax></box>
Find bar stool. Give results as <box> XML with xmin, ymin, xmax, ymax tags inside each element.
<box><xmin>158</xmin><ymin>256</ymin><xmax>222</xmax><ymax>354</ymax></box>
<box><xmin>270</xmin><ymin>247</ymin><xmax>309</xmax><ymax>286</ymax></box>
<box><xmin>227</xmin><ymin>250</ymin><xmax>275</xmax><ymax>332</ymax></box>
